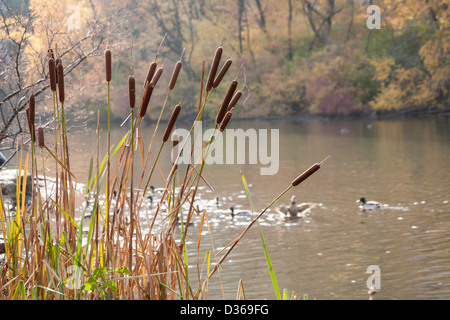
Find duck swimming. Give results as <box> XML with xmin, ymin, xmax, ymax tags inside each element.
<box><xmin>276</xmin><ymin>196</ymin><xmax>317</xmax><ymax>218</ymax></box>
<box><xmin>230</xmin><ymin>206</ymin><xmax>251</xmax><ymax>218</ymax></box>
<box><xmin>357</xmin><ymin>197</ymin><xmax>381</xmax><ymax>211</ymax></box>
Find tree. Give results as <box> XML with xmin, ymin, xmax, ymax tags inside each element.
<box><xmin>0</xmin><ymin>0</ymin><xmax>106</xmax><ymax>166</ymax></box>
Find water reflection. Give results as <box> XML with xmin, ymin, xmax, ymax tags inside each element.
<box><xmin>46</xmin><ymin>118</ymin><xmax>450</xmax><ymax>299</ymax></box>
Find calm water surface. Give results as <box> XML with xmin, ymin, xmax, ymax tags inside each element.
<box><xmin>57</xmin><ymin>117</ymin><xmax>450</xmax><ymax>299</ymax></box>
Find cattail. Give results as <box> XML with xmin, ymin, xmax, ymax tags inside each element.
<box><xmin>206</xmin><ymin>46</ymin><xmax>223</xmax><ymax>92</ymax></box>
<box><xmin>37</xmin><ymin>127</ymin><xmax>45</xmax><ymax>148</ymax></box>
<box><xmin>163</xmin><ymin>104</ymin><xmax>182</xmax><ymax>142</ymax></box>
<box><xmin>291</xmin><ymin>163</ymin><xmax>321</xmax><ymax>187</ymax></box>
<box><xmin>219</xmin><ymin>111</ymin><xmax>232</xmax><ymax>132</ymax></box>
<box><xmin>216</xmin><ymin>79</ymin><xmax>237</xmax><ymax>125</ymax></box>
<box><xmin>48</xmin><ymin>57</ymin><xmax>57</xmax><ymax>92</ymax></box>
<box><xmin>168</xmin><ymin>61</ymin><xmax>182</xmax><ymax>90</ymax></box>
<box><xmin>144</xmin><ymin>61</ymin><xmax>157</xmax><ymax>88</ymax></box>
<box><xmin>150</xmin><ymin>67</ymin><xmax>163</xmax><ymax>87</ymax></box>
<box><xmin>29</xmin><ymin>93</ymin><xmax>35</xmax><ymax>126</ymax></box>
<box><xmin>138</xmin><ymin>83</ymin><xmax>154</xmax><ymax>117</ymax></box>
<box><xmin>105</xmin><ymin>48</ymin><xmax>112</xmax><ymax>82</ymax></box>
<box><xmin>57</xmin><ymin>62</ymin><xmax>65</xmax><ymax>103</ymax></box>
<box><xmin>26</xmin><ymin>108</ymin><xmax>35</xmax><ymax>142</ymax></box>
<box><xmin>226</xmin><ymin>90</ymin><xmax>242</xmax><ymax>113</ymax></box>
<box><xmin>55</xmin><ymin>58</ymin><xmax>61</xmax><ymax>84</ymax></box>
<box><xmin>128</xmin><ymin>75</ymin><xmax>135</xmax><ymax>109</ymax></box>
<box><xmin>213</xmin><ymin>58</ymin><xmax>232</xmax><ymax>88</ymax></box>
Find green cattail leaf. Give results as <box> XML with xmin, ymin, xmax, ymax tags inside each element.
<box><xmin>240</xmin><ymin>171</ymin><xmax>281</xmax><ymax>300</ymax></box>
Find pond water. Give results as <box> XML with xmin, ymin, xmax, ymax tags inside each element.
<box><xmin>28</xmin><ymin>117</ymin><xmax>450</xmax><ymax>299</ymax></box>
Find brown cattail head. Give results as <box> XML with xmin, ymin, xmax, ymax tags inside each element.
<box><xmin>48</xmin><ymin>58</ymin><xmax>57</xmax><ymax>92</ymax></box>
<box><xmin>57</xmin><ymin>62</ymin><xmax>65</xmax><ymax>103</ymax></box>
<box><xmin>227</xmin><ymin>90</ymin><xmax>242</xmax><ymax>113</ymax></box>
<box><xmin>163</xmin><ymin>104</ymin><xmax>182</xmax><ymax>142</ymax></box>
<box><xmin>55</xmin><ymin>58</ymin><xmax>61</xmax><ymax>84</ymax></box>
<box><xmin>219</xmin><ymin>111</ymin><xmax>232</xmax><ymax>132</ymax></box>
<box><xmin>206</xmin><ymin>46</ymin><xmax>223</xmax><ymax>92</ymax></box>
<box><xmin>37</xmin><ymin>127</ymin><xmax>45</xmax><ymax>148</ymax></box>
<box><xmin>29</xmin><ymin>93</ymin><xmax>35</xmax><ymax>126</ymax></box>
<box><xmin>128</xmin><ymin>75</ymin><xmax>135</xmax><ymax>109</ymax></box>
<box><xmin>105</xmin><ymin>49</ymin><xmax>112</xmax><ymax>82</ymax></box>
<box><xmin>291</xmin><ymin>163</ymin><xmax>321</xmax><ymax>187</ymax></box>
<box><xmin>150</xmin><ymin>67</ymin><xmax>163</xmax><ymax>87</ymax></box>
<box><xmin>213</xmin><ymin>58</ymin><xmax>232</xmax><ymax>89</ymax></box>
<box><xmin>26</xmin><ymin>108</ymin><xmax>35</xmax><ymax>142</ymax></box>
<box><xmin>168</xmin><ymin>61</ymin><xmax>182</xmax><ymax>90</ymax></box>
<box><xmin>216</xmin><ymin>79</ymin><xmax>238</xmax><ymax>125</ymax></box>
<box><xmin>144</xmin><ymin>61</ymin><xmax>157</xmax><ymax>88</ymax></box>
<box><xmin>138</xmin><ymin>83</ymin><xmax>154</xmax><ymax>118</ymax></box>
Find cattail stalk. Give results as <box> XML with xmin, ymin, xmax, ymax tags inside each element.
<box><xmin>219</xmin><ymin>111</ymin><xmax>233</xmax><ymax>132</ymax></box>
<box><xmin>213</xmin><ymin>58</ymin><xmax>232</xmax><ymax>88</ymax></box>
<box><xmin>128</xmin><ymin>75</ymin><xmax>135</xmax><ymax>109</ymax></box>
<box><xmin>163</xmin><ymin>104</ymin><xmax>182</xmax><ymax>142</ymax></box>
<box><xmin>149</xmin><ymin>66</ymin><xmax>163</xmax><ymax>87</ymax></box>
<box><xmin>216</xmin><ymin>79</ymin><xmax>237</xmax><ymax>125</ymax></box>
<box><xmin>291</xmin><ymin>156</ymin><xmax>330</xmax><ymax>187</ymax></box>
<box><xmin>26</xmin><ymin>108</ymin><xmax>35</xmax><ymax>142</ymax></box>
<box><xmin>57</xmin><ymin>62</ymin><xmax>65</xmax><ymax>103</ymax></box>
<box><xmin>168</xmin><ymin>61</ymin><xmax>182</xmax><ymax>90</ymax></box>
<box><xmin>206</xmin><ymin>46</ymin><xmax>223</xmax><ymax>92</ymax></box>
<box><xmin>138</xmin><ymin>83</ymin><xmax>154</xmax><ymax>118</ymax></box>
<box><xmin>143</xmin><ymin>103</ymin><xmax>182</xmax><ymax>196</ymax></box>
<box><xmin>227</xmin><ymin>90</ymin><xmax>242</xmax><ymax>112</ymax></box>
<box><xmin>48</xmin><ymin>58</ymin><xmax>57</xmax><ymax>92</ymax></box>
<box><xmin>105</xmin><ymin>48</ymin><xmax>112</xmax><ymax>252</ymax></box>
<box><xmin>37</xmin><ymin>127</ymin><xmax>45</xmax><ymax>148</ymax></box>
<box><xmin>105</xmin><ymin>49</ymin><xmax>112</xmax><ymax>83</ymax></box>
<box><xmin>144</xmin><ymin>61</ymin><xmax>157</xmax><ymax>88</ymax></box>
<box><xmin>29</xmin><ymin>93</ymin><xmax>35</xmax><ymax>129</ymax></box>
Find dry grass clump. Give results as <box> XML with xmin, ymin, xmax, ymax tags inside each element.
<box><xmin>0</xmin><ymin>39</ymin><xmax>324</xmax><ymax>301</ymax></box>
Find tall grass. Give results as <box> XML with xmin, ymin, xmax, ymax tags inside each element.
<box><xmin>0</xmin><ymin>41</ymin><xmax>325</xmax><ymax>300</ymax></box>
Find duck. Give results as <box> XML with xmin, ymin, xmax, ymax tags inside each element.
<box><xmin>275</xmin><ymin>196</ymin><xmax>317</xmax><ymax>219</ymax></box>
<box><xmin>356</xmin><ymin>197</ymin><xmax>381</xmax><ymax>211</ymax></box>
<box><xmin>175</xmin><ymin>215</ymin><xmax>192</xmax><ymax>227</ymax></box>
<box><xmin>230</xmin><ymin>206</ymin><xmax>251</xmax><ymax>218</ymax></box>
<box><xmin>150</xmin><ymin>185</ymin><xmax>165</xmax><ymax>195</ymax></box>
